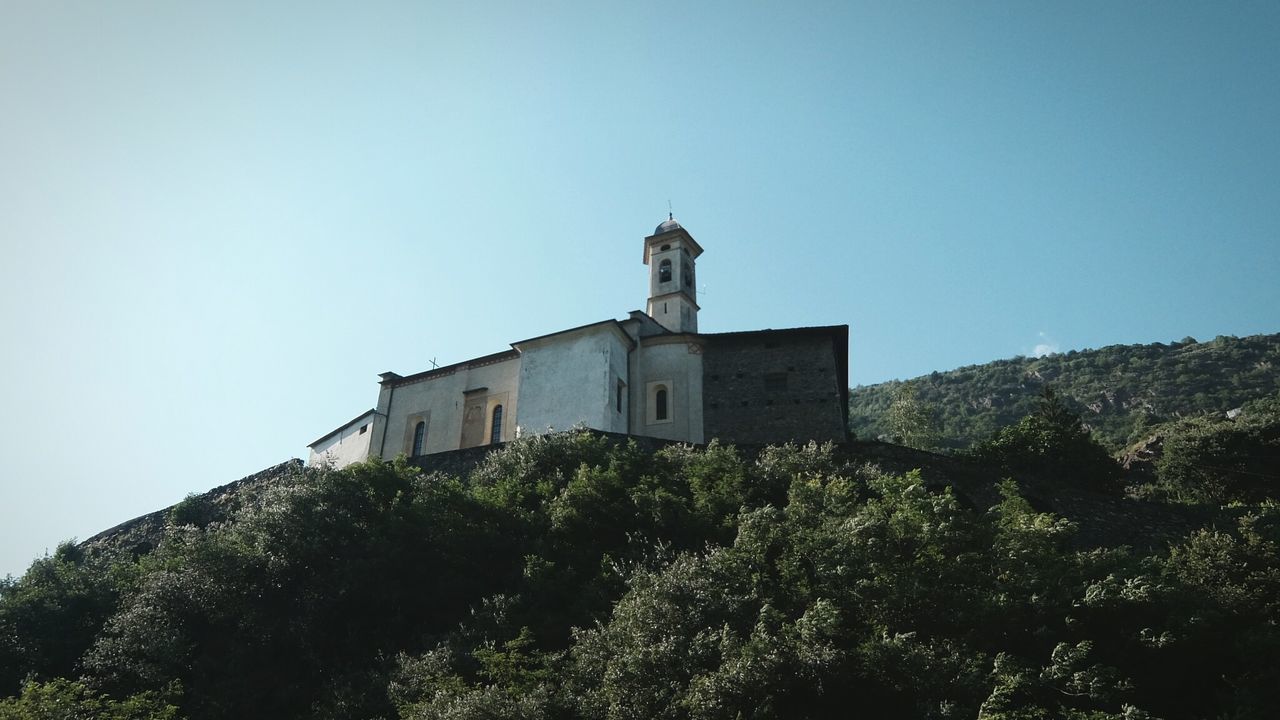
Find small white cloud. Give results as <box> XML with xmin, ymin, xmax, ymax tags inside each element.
<box><xmin>1031</xmin><ymin>331</ymin><xmax>1059</xmax><ymax>358</ymax></box>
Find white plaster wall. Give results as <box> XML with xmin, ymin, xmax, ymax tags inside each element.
<box><xmin>646</xmin><ymin>239</ymin><xmax>699</xmax><ymax>333</ymax></box>
<box><xmin>377</xmin><ymin>356</ymin><xmax>521</xmax><ymax>458</ymax></box>
<box><xmin>648</xmin><ymin>246</ymin><xmax>682</xmax><ymax>299</ymax></box>
<box><xmin>516</xmin><ymin>327</ymin><xmax>631</xmax><ymax>435</ymax></box>
<box><xmin>630</xmin><ymin>337</ymin><xmax>703</xmax><ymax>443</ymax></box>
<box><xmin>308</xmin><ymin>413</ymin><xmax>375</xmax><ymax>469</ymax></box>
<box><xmin>607</xmin><ymin>337</ymin><xmax>630</xmax><ymax>434</ymax></box>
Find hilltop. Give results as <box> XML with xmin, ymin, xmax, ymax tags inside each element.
<box><xmin>3</xmin><ymin>332</ymin><xmax>1280</xmax><ymax>719</ymax></box>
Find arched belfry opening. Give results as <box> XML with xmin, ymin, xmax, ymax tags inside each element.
<box><xmin>643</xmin><ymin>214</ymin><xmax>703</xmax><ymax>333</ymax></box>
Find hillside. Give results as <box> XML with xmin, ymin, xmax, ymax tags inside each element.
<box><xmin>849</xmin><ymin>333</ymin><xmax>1280</xmax><ymax>450</ymax></box>
<box><xmin>4</xmin><ymin>336</ymin><xmax>1280</xmax><ymax>719</ymax></box>
<box><xmin>4</xmin><ymin>429</ymin><xmax>1279</xmax><ymax>719</ymax></box>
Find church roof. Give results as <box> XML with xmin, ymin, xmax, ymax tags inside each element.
<box><xmin>379</xmin><ymin>349</ymin><xmax>521</xmax><ymax>389</ymax></box>
<box><xmin>511</xmin><ymin>318</ymin><xmax>636</xmax><ymax>350</ymax></box>
<box><xmin>643</xmin><ymin>216</ymin><xmax>703</xmax><ymax>263</ymax></box>
<box><xmin>307</xmin><ymin>408</ymin><xmax>377</xmax><ymax>448</ymax></box>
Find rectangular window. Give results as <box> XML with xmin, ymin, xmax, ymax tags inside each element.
<box><xmin>358</xmin><ymin>424</ymin><xmax>368</xmax><ymax>434</ymax></box>
<box><xmin>616</xmin><ymin>379</ymin><xmax>625</xmax><ymax>412</ymax></box>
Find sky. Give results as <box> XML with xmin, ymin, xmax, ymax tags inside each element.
<box><xmin>2</xmin><ymin>1</ymin><xmax>1278</xmax><ymax>578</ymax></box>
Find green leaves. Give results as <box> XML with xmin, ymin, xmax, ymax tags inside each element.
<box><xmin>1151</xmin><ymin>399</ymin><xmax>1280</xmax><ymax>504</ymax></box>
<box><xmin>0</xmin><ymin>678</ymin><xmax>180</xmax><ymax>720</ymax></box>
<box><xmin>886</xmin><ymin>382</ymin><xmax>941</xmax><ymax>450</ymax></box>
<box><xmin>965</xmin><ymin>388</ymin><xmax>1123</xmax><ymax>494</ymax></box>
<box><xmin>0</xmin><ymin>543</ymin><xmax>121</xmax><ymax>695</ymax></box>
<box><xmin>4</xmin><ymin>429</ymin><xmax>1280</xmax><ymax>718</ymax></box>
<box><xmin>850</xmin><ymin>333</ymin><xmax>1280</xmax><ymax>452</ymax></box>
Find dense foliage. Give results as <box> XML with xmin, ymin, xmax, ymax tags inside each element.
<box><xmin>1140</xmin><ymin>396</ymin><xmax>1280</xmax><ymax>504</ymax></box>
<box><xmin>849</xmin><ymin>333</ymin><xmax>1280</xmax><ymax>450</ymax></box>
<box><xmin>4</xmin><ymin>427</ymin><xmax>1280</xmax><ymax>719</ymax></box>
<box><xmin>963</xmin><ymin>388</ymin><xmax>1124</xmax><ymax>495</ymax></box>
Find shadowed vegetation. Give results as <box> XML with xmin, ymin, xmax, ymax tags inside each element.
<box><xmin>3</xmin><ymin>421</ymin><xmax>1279</xmax><ymax>718</ymax></box>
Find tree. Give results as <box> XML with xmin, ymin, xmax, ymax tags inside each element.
<box><xmin>886</xmin><ymin>382</ymin><xmax>941</xmax><ymax>450</ymax></box>
<box><xmin>966</xmin><ymin>388</ymin><xmax>1123</xmax><ymax>494</ymax></box>
<box><xmin>0</xmin><ymin>678</ymin><xmax>179</xmax><ymax>720</ymax></box>
<box><xmin>0</xmin><ymin>543</ymin><xmax>122</xmax><ymax>696</ymax></box>
<box><xmin>1154</xmin><ymin>401</ymin><xmax>1280</xmax><ymax>504</ymax></box>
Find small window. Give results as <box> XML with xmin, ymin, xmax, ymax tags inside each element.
<box><xmin>655</xmin><ymin>388</ymin><xmax>668</xmax><ymax>420</ymax></box>
<box><xmin>490</xmin><ymin>405</ymin><xmax>503</xmax><ymax>444</ymax></box>
<box><xmin>658</xmin><ymin>259</ymin><xmax>672</xmax><ymax>283</ymax></box>
<box><xmin>660</xmin><ymin>243</ymin><xmax>671</xmax><ymax>251</ymax></box>
<box><xmin>358</xmin><ymin>424</ymin><xmax>368</xmax><ymax>434</ymax></box>
<box><xmin>412</xmin><ymin>421</ymin><xmax>426</xmax><ymax>456</ymax></box>
<box><xmin>616</xmin><ymin>380</ymin><xmax>625</xmax><ymax>413</ymax></box>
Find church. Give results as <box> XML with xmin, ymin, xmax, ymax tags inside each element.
<box><xmin>307</xmin><ymin>217</ymin><xmax>849</xmax><ymax>467</ymax></box>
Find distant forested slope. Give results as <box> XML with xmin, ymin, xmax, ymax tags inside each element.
<box><xmin>849</xmin><ymin>333</ymin><xmax>1280</xmax><ymax>450</ymax></box>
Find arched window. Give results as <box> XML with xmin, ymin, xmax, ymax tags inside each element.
<box><xmin>646</xmin><ymin>380</ymin><xmax>673</xmax><ymax>425</ymax></box>
<box><xmin>490</xmin><ymin>405</ymin><xmax>503</xmax><ymax>444</ymax></box>
<box><xmin>412</xmin><ymin>421</ymin><xmax>426</xmax><ymax>456</ymax></box>
<box><xmin>658</xmin><ymin>259</ymin><xmax>672</xmax><ymax>283</ymax></box>
<box><xmin>682</xmin><ymin>263</ymin><xmax>693</xmax><ymax>288</ymax></box>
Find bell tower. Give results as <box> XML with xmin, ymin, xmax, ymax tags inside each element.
<box><xmin>644</xmin><ymin>214</ymin><xmax>703</xmax><ymax>333</ymax></box>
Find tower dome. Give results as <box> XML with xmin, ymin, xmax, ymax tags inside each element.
<box><xmin>655</xmin><ymin>213</ymin><xmax>683</xmax><ymax>234</ymax></box>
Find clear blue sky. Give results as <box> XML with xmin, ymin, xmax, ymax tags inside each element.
<box><xmin>2</xmin><ymin>2</ymin><xmax>1277</xmax><ymax>578</ymax></box>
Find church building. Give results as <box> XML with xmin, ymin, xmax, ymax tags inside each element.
<box><xmin>307</xmin><ymin>217</ymin><xmax>849</xmax><ymax>467</ymax></box>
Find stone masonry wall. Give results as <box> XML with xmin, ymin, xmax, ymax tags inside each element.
<box><xmin>702</xmin><ymin>331</ymin><xmax>847</xmax><ymax>445</ymax></box>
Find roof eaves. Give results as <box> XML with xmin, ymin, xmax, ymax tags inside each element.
<box><xmin>512</xmin><ymin>318</ymin><xmax>635</xmax><ymax>350</ymax></box>
<box><xmin>308</xmin><ymin>408</ymin><xmax>377</xmax><ymax>448</ymax></box>
<box><xmin>384</xmin><ymin>349</ymin><xmax>521</xmax><ymax>387</ymax></box>
<box><xmin>698</xmin><ymin>324</ymin><xmax>849</xmax><ymax>340</ymax></box>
